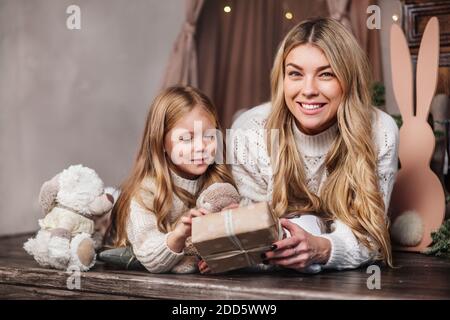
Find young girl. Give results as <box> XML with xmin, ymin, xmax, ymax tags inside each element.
<box><xmin>108</xmin><ymin>86</ymin><xmax>236</xmax><ymax>273</ymax></box>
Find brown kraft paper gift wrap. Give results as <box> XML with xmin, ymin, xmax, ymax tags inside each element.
<box><xmin>191</xmin><ymin>202</ymin><xmax>283</xmax><ymax>274</ymax></box>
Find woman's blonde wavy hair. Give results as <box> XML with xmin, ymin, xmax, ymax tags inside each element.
<box><xmin>109</xmin><ymin>86</ymin><xmax>235</xmax><ymax>247</ymax></box>
<box><xmin>267</xmin><ymin>18</ymin><xmax>392</xmax><ymax>266</ymax></box>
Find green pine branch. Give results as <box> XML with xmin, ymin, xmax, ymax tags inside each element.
<box><xmin>425</xmin><ymin>219</ymin><xmax>450</xmax><ymax>259</ymax></box>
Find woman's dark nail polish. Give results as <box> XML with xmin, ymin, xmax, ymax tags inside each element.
<box><xmin>260</xmin><ymin>253</ymin><xmax>266</xmax><ymax>259</ymax></box>
<box><xmin>270</xmin><ymin>244</ymin><xmax>278</xmax><ymax>251</ymax></box>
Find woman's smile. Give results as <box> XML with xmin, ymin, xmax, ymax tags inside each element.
<box><xmin>297</xmin><ymin>101</ymin><xmax>328</xmax><ymax>115</ymax></box>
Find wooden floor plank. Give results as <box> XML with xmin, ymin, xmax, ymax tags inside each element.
<box><xmin>0</xmin><ymin>284</ymin><xmax>144</xmax><ymax>300</ymax></box>
<box><xmin>1</xmin><ymin>234</ymin><xmax>450</xmax><ymax>299</ymax></box>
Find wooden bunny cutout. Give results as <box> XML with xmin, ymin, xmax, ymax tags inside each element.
<box><xmin>389</xmin><ymin>17</ymin><xmax>445</xmax><ymax>252</ymax></box>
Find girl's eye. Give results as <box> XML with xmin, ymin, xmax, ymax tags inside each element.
<box><xmin>204</xmin><ymin>135</ymin><xmax>215</xmax><ymax>140</ymax></box>
<box><xmin>179</xmin><ymin>135</ymin><xmax>192</xmax><ymax>142</ymax></box>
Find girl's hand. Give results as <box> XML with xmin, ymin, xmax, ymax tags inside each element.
<box><xmin>263</xmin><ymin>218</ymin><xmax>331</xmax><ymax>271</ymax></box>
<box><xmin>168</xmin><ymin>208</ymin><xmax>209</xmax><ymax>253</ymax></box>
<box><xmin>198</xmin><ymin>259</ymin><xmax>211</xmax><ymax>274</ymax></box>
<box><xmin>173</xmin><ymin>208</ymin><xmax>210</xmax><ymax>239</ymax></box>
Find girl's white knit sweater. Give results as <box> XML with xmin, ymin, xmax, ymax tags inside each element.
<box><xmin>126</xmin><ymin>171</ymin><xmax>200</xmax><ymax>273</ymax></box>
<box><xmin>230</xmin><ymin>102</ymin><xmax>399</xmax><ymax>270</ymax></box>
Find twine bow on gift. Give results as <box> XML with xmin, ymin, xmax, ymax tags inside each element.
<box><xmin>223</xmin><ymin>210</ymin><xmax>254</xmax><ymax>266</ymax></box>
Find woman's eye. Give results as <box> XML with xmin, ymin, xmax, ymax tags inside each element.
<box><xmin>320</xmin><ymin>72</ymin><xmax>334</xmax><ymax>78</ymax></box>
<box><xmin>204</xmin><ymin>135</ymin><xmax>215</xmax><ymax>140</ymax></box>
<box><xmin>288</xmin><ymin>71</ymin><xmax>301</xmax><ymax>77</ymax></box>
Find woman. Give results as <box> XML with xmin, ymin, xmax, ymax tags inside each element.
<box><xmin>227</xmin><ymin>18</ymin><xmax>398</xmax><ymax>272</ymax></box>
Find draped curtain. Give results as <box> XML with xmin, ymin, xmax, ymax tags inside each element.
<box><xmin>326</xmin><ymin>0</ymin><xmax>352</xmax><ymax>30</ymax></box>
<box><xmin>348</xmin><ymin>0</ymin><xmax>383</xmax><ymax>82</ymax></box>
<box><xmin>161</xmin><ymin>0</ymin><xmax>205</xmax><ymax>88</ymax></box>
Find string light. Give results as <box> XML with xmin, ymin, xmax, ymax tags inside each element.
<box><xmin>285</xmin><ymin>12</ymin><xmax>293</xmax><ymax>20</ymax></box>
<box><xmin>224</xmin><ymin>6</ymin><xmax>231</xmax><ymax>13</ymax></box>
<box><xmin>392</xmin><ymin>14</ymin><xmax>399</xmax><ymax>22</ymax></box>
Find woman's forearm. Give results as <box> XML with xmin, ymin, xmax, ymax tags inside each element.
<box><xmin>317</xmin><ymin>220</ymin><xmax>376</xmax><ymax>270</ymax></box>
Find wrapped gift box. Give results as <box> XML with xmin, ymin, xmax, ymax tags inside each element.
<box><xmin>191</xmin><ymin>202</ymin><xmax>282</xmax><ymax>273</ymax></box>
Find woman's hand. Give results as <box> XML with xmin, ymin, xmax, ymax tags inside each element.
<box><xmin>198</xmin><ymin>259</ymin><xmax>211</xmax><ymax>274</ymax></box>
<box><xmin>168</xmin><ymin>208</ymin><xmax>209</xmax><ymax>252</ymax></box>
<box><xmin>263</xmin><ymin>218</ymin><xmax>331</xmax><ymax>271</ymax></box>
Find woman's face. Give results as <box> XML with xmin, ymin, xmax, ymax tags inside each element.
<box><xmin>164</xmin><ymin>105</ymin><xmax>217</xmax><ymax>179</ymax></box>
<box><xmin>284</xmin><ymin>44</ymin><xmax>343</xmax><ymax>135</ymax></box>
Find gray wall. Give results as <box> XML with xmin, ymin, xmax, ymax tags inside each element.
<box><xmin>0</xmin><ymin>0</ymin><xmax>184</xmax><ymax>236</ymax></box>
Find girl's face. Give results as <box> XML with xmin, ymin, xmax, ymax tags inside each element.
<box><xmin>283</xmin><ymin>44</ymin><xmax>343</xmax><ymax>135</ymax></box>
<box><xmin>164</xmin><ymin>105</ymin><xmax>217</xmax><ymax>179</ymax></box>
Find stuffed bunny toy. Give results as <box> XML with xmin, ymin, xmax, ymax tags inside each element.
<box><xmin>170</xmin><ymin>183</ymin><xmax>241</xmax><ymax>273</ymax></box>
<box><xmin>24</xmin><ymin>164</ymin><xmax>114</xmax><ymax>271</ymax></box>
<box><xmin>389</xmin><ymin>17</ymin><xmax>445</xmax><ymax>251</ymax></box>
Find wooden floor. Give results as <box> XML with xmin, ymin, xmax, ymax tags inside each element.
<box><xmin>1</xmin><ymin>233</ymin><xmax>450</xmax><ymax>300</ymax></box>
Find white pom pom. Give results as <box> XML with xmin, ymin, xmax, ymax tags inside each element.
<box><xmin>391</xmin><ymin>210</ymin><xmax>424</xmax><ymax>246</ymax></box>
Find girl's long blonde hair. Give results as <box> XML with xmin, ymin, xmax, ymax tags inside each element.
<box><xmin>267</xmin><ymin>18</ymin><xmax>393</xmax><ymax>266</ymax></box>
<box><xmin>109</xmin><ymin>86</ymin><xmax>235</xmax><ymax>247</ymax></box>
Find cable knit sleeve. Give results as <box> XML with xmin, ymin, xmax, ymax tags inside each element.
<box><xmin>318</xmin><ymin>110</ymin><xmax>399</xmax><ymax>270</ymax></box>
<box><xmin>126</xmin><ymin>197</ymin><xmax>184</xmax><ymax>273</ymax></box>
<box><xmin>375</xmin><ymin>110</ymin><xmax>400</xmax><ymax>211</ymax></box>
<box><xmin>230</xmin><ymin>105</ymin><xmax>273</xmax><ymax>206</ymax></box>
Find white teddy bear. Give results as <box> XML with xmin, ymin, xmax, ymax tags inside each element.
<box><xmin>24</xmin><ymin>164</ymin><xmax>114</xmax><ymax>271</ymax></box>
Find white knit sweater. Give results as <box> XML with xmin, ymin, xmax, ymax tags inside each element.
<box><xmin>126</xmin><ymin>171</ymin><xmax>200</xmax><ymax>273</ymax></box>
<box><xmin>231</xmin><ymin>102</ymin><xmax>399</xmax><ymax>271</ymax></box>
